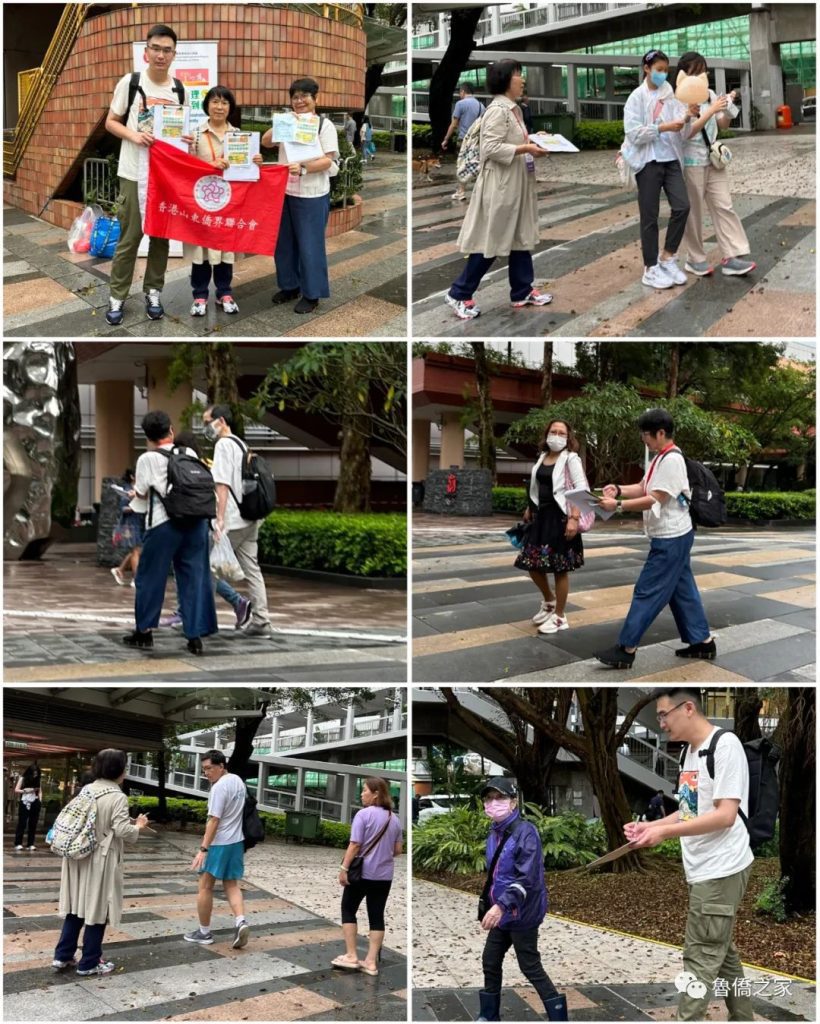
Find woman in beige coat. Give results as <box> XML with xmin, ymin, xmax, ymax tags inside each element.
<box><xmin>53</xmin><ymin>749</ymin><xmax>150</xmax><ymax>976</ymax></box>
<box><xmin>445</xmin><ymin>59</ymin><xmax>551</xmax><ymax>320</ymax></box>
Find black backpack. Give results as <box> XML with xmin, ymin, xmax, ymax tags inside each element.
<box><xmin>658</xmin><ymin>447</ymin><xmax>727</xmax><ymax>528</ymax></box>
<box><xmin>226</xmin><ymin>436</ymin><xmax>277</xmax><ymax>521</ymax></box>
<box><xmin>126</xmin><ymin>71</ymin><xmax>185</xmax><ymax>118</ymax></box>
<box><xmin>149</xmin><ymin>447</ymin><xmax>216</xmax><ymax>526</ymax></box>
<box><xmin>242</xmin><ymin>791</ymin><xmax>265</xmax><ymax>851</ymax></box>
<box><xmin>677</xmin><ymin>729</ymin><xmax>780</xmax><ymax>849</ymax></box>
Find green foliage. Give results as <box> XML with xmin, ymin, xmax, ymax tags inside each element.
<box><xmin>318</xmin><ymin>820</ymin><xmax>354</xmax><ymax>848</ymax></box>
<box><xmin>412</xmin><ymin>123</ymin><xmax>433</xmax><ymax>149</ymax></box>
<box><xmin>574</xmin><ymin>120</ymin><xmax>624</xmax><ymax>150</ymax></box>
<box><xmin>258</xmin><ymin>510</ymin><xmax>407</xmax><ymax>577</ymax></box>
<box><xmin>371</xmin><ymin>130</ymin><xmax>394</xmax><ymax>149</ymax></box>
<box><xmin>330</xmin><ymin>133</ymin><xmax>363</xmax><ymax>208</ymax></box>
<box><xmin>492</xmin><ymin>486</ymin><xmax>528</xmax><ymax>514</ymax></box>
<box><xmin>725</xmin><ymin>492</ymin><xmax>816</xmax><ymax>520</ymax></box>
<box><xmin>752</xmin><ymin>820</ymin><xmax>780</xmax><ymax>859</ymax></box>
<box><xmin>413</xmin><ymin>805</ymin><xmax>489</xmax><ymax>874</ymax></box>
<box><xmin>524</xmin><ymin>806</ymin><xmax>607</xmax><ymax>870</ymax></box>
<box><xmin>755</xmin><ymin>876</ymin><xmax>789</xmax><ymax>923</ymax></box>
<box><xmin>649</xmin><ymin>837</ymin><xmax>682</xmax><ymax>860</ymax></box>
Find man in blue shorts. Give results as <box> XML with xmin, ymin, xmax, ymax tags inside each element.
<box><xmin>184</xmin><ymin>749</ymin><xmax>250</xmax><ymax>948</ymax></box>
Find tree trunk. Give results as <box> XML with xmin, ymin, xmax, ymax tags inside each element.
<box><xmin>156</xmin><ymin>748</ymin><xmax>168</xmax><ymax>822</ymax></box>
<box><xmin>541</xmin><ymin>342</ymin><xmax>553</xmax><ymax>407</ymax></box>
<box><xmin>733</xmin><ymin>689</ymin><xmax>762</xmax><ymax>742</ymax></box>
<box><xmin>779</xmin><ymin>688</ymin><xmax>815</xmax><ymax>914</ymax></box>
<box><xmin>228</xmin><ymin>703</ymin><xmax>270</xmax><ymax>778</ymax></box>
<box><xmin>334</xmin><ymin>414</ymin><xmax>372</xmax><ymax>512</ymax></box>
<box><xmin>666</xmin><ymin>343</ymin><xmax>680</xmax><ymax>399</ymax></box>
<box><xmin>204</xmin><ymin>343</ymin><xmax>243</xmax><ymax>437</ymax></box>
<box><xmin>470</xmin><ymin>342</ymin><xmax>496</xmax><ymax>482</ymax></box>
<box><xmin>429</xmin><ymin>7</ymin><xmax>485</xmax><ymax>153</ymax></box>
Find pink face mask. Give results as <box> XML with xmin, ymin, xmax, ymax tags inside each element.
<box><xmin>484</xmin><ymin>798</ymin><xmax>513</xmax><ymax>821</ymax></box>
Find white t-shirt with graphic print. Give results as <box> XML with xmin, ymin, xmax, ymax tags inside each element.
<box><xmin>678</xmin><ymin>726</ymin><xmax>754</xmax><ymax>884</ymax></box>
<box><xmin>109</xmin><ymin>70</ymin><xmax>188</xmax><ymax>182</ymax></box>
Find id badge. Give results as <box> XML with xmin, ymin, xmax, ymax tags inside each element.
<box><xmin>524</xmin><ymin>153</ymin><xmax>535</xmax><ymax>174</ymax></box>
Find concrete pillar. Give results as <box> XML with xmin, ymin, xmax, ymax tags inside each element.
<box><xmin>341</xmin><ymin>773</ymin><xmax>352</xmax><ymax>824</ymax></box>
<box><xmin>439</xmin><ymin>412</ymin><xmax>465</xmax><ymax>468</ymax></box>
<box><xmin>740</xmin><ymin>70</ymin><xmax>752</xmax><ymax>130</ymax></box>
<box><xmin>715</xmin><ymin>66</ymin><xmax>727</xmax><ymax>99</ymax></box>
<box><xmin>523</xmin><ymin>41</ymin><xmax>547</xmax><ymax>97</ymax></box>
<box><xmin>412</xmin><ymin>419</ymin><xmax>431</xmax><ymax>481</ymax></box>
<box><xmin>295</xmin><ymin>767</ymin><xmax>305</xmax><ymax>811</ymax></box>
<box><xmin>392</xmin><ymin>691</ymin><xmax>403</xmax><ymax>731</ymax></box>
<box><xmin>256</xmin><ymin>762</ymin><xmax>264</xmax><ymax>805</ymax></box>
<box><xmin>566</xmin><ymin>63</ymin><xmax>578</xmax><ymax>115</ymax></box>
<box><xmin>489</xmin><ymin>5</ymin><xmax>502</xmax><ymax>37</ymax></box>
<box><xmin>750</xmin><ymin>7</ymin><xmax>784</xmax><ymax>130</ymax></box>
<box><xmin>344</xmin><ymin>702</ymin><xmax>355</xmax><ymax>741</ymax></box>
<box><xmin>271</xmin><ymin>716</ymin><xmax>280</xmax><ymax>752</ymax></box>
<box><xmin>439</xmin><ymin>13</ymin><xmax>449</xmax><ymax>48</ymax></box>
<box><xmin>145</xmin><ymin>359</ymin><xmax>191</xmax><ymax>432</ymax></box>
<box><xmin>398</xmin><ymin>778</ymin><xmax>408</xmax><ymax>827</ymax></box>
<box><xmin>94</xmin><ymin>381</ymin><xmax>134</xmax><ymax>502</ymax></box>
<box><xmin>305</xmin><ymin>708</ymin><xmax>314</xmax><ymax>747</ymax></box>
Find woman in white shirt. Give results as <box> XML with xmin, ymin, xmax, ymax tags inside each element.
<box><xmin>677</xmin><ymin>52</ymin><xmax>756</xmax><ymax>278</ymax></box>
<box><xmin>261</xmin><ymin>77</ymin><xmax>339</xmax><ymax>315</ymax></box>
<box><xmin>621</xmin><ymin>50</ymin><xmax>690</xmax><ymax>290</ymax></box>
<box><xmin>516</xmin><ymin>420</ymin><xmax>589</xmax><ymax>635</ymax></box>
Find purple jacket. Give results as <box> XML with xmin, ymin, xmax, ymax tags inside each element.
<box><xmin>486</xmin><ymin>811</ymin><xmax>548</xmax><ymax>930</ymax></box>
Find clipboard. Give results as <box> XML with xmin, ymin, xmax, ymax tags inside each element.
<box><xmin>571</xmin><ymin>841</ymin><xmax>637</xmax><ymax>871</ymax></box>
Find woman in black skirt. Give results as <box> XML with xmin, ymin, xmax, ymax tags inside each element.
<box><xmin>515</xmin><ymin>419</ymin><xmax>589</xmax><ymax>634</ymax></box>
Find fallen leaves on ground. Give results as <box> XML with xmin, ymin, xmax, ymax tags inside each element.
<box><xmin>415</xmin><ymin>857</ymin><xmax>815</xmax><ymax>980</ymax></box>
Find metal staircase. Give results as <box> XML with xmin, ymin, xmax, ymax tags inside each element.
<box><xmin>4</xmin><ymin>4</ymin><xmax>89</xmax><ymax>179</ymax></box>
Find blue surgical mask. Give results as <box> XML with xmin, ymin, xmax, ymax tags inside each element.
<box><xmin>650</xmin><ymin>70</ymin><xmax>668</xmax><ymax>87</ymax></box>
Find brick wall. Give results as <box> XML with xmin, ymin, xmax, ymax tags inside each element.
<box><xmin>5</xmin><ymin>4</ymin><xmax>366</xmax><ymax>226</ymax></box>
<box><xmin>327</xmin><ymin>194</ymin><xmax>363</xmax><ymax>238</ymax></box>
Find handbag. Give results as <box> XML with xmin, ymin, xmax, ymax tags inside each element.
<box><xmin>477</xmin><ymin>818</ymin><xmax>524</xmax><ymax>920</ymax></box>
<box><xmin>347</xmin><ymin>810</ymin><xmax>392</xmax><ymax>883</ymax></box>
<box><xmin>563</xmin><ymin>460</ymin><xmax>594</xmax><ymax>533</ymax></box>
<box><xmin>505</xmin><ymin>521</ymin><xmax>531</xmax><ymax>549</ymax></box>
<box><xmin>701</xmin><ymin>126</ymin><xmax>732</xmax><ymax>169</ymax></box>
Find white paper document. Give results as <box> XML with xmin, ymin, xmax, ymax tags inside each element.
<box><xmin>153</xmin><ymin>104</ymin><xmax>190</xmax><ymax>153</ymax></box>
<box><xmin>282</xmin><ymin>138</ymin><xmax>324</xmax><ymax>163</ymax></box>
<box><xmin>223</xmin><ymin>131</ymin><xmax>261</xmax><ymax>181</ymax></box>
<box><xmin>528</xmin><ymin>132</ymin><xmax>580</xmax><ymax>153</ymax></box>
<box><xmin>272</xmin><ymin>112</ymin><xmax>320</xmax><ymax>145</ymax></box>
<box><xmin>565</xmin><ymin>487</ymin><xmax>615</xmax><ymax>520</ymax></box>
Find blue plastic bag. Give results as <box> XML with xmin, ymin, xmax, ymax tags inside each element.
<box><xmin>90</xmin><ymin>215</ymin><xmax>120</xmax><ymax>259</ymax></box>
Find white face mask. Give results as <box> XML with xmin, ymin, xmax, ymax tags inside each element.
<box><xmin>546</xmin><ymin>434</ymin><xmax>567</xmax><ymax>452</ymax></box>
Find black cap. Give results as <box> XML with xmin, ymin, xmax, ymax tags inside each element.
<box><xmin>481</xmin><ymin>777</ymin><xmax>518</xmax><ymax>799</ymax></box>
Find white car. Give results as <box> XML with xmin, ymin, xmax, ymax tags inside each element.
<box><xmin>801</xmin><ymin>96</ymin><xmax>815</xmax><ymax>121</ymax></box>
<box><xmin>416</xmin><ymin>793</ymin><xmax>474</xmax><ymax>823</ymax></box>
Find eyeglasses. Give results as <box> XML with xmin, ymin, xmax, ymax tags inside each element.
<box><xmin>147</xmin><ymin>44</ymin><xmax>175</xmax><ymax>56</ymax></box>
<box><xmin>656</xmin><ymin>700</ymin><xmax>690</xmax><ymax>724</ymax></box>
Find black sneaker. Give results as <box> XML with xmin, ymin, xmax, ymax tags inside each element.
<box><xmin>144</xmin><ymin>289</ymin><xmax>164</xmax><ymax>320</ymax></box>
<box><xmin>595</xmin><ymin>644</ymin><xmax>635</xmax><ymax>669</ymax></box>
<box><xmin>271</xmin><ymin>288</ymin><xmax>300</xmax><ymax>305</ymax></box>
<box><xmin>294</xmin><ymin>296</ymin><xmax>319</xmax><ymax>314</ymax></box>
<box><xmin>676</xmin><ymin>639</ymin><xmax>717</xmax><ymax>659</ymax></box>
<box><xmin>122</xmin><ymin>629</ymin><xmax>153</xmax><ymax>649</ymax></box>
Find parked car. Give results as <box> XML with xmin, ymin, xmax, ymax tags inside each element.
<box><xmin>417</xmin><ymin>793</ymin><xmax>475</xmax><ymax>823</ymax></box>
<box><xmin>801</xmin><ymin>96</ymin><xmax>815</xmax><ymax>121</ymax></box>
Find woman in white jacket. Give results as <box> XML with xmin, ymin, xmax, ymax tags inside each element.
<box><xmin>515</xmin><ymin>419</ymin><xmax>589</xmax><ymax>635</ymax></box>
<box><xmin>622</xmin><ymin>50</ymin><xmax>690</xmax><ymax>290</ymax></box>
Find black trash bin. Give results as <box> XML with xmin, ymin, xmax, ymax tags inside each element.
<box><xmin>391</xmin><ymin>133</ymin><xmax>407</xmax><ymax>154</ymax></box>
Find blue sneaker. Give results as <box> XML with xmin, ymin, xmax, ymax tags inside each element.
<box><xmin>105</xmin><ymin>297</ymin><xmax>124</xmax><ymax>326</ymax></box>
<box><xmin>145</xmin><ymin>289</ymin><xmax>164</xmax><ymax>320</ymax></box>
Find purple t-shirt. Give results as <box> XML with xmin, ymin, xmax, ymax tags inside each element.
<box><xmin>350</xmin><ymin>805</ymin><xmax>402</xmax><ymax>881</ymax></box>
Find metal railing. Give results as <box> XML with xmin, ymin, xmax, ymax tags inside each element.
<box><xmin>579</xmin><ymin>99</ymin><xmax>625</xmax><ymax>121</ymax></box>
<box><xmin>82</xmin><ymin>157</ymin><xmax>117</xmax><ymax>208</ymax></box>
<box><xmin>367</xmin><ymin>115</ymin><xmax>407</xmax><ymax>132</ymax></box>
<box><xmin>4</xmin><ymin>3</ymin><xmax>90</xmax><ymax>178</ymax></box>
<box><xmin>17</xmin><ymin>69</ymin><xmax>39</xmax><ymax>114</ymax></box>
<box><xmin>282</xmin><ymin>3</ymin><xmax>364</xmax><ymax>28</ymax></box>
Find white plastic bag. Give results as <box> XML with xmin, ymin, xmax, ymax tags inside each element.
<box><xmin>210</xmin><ymin>531</ymin><xmax>245</xmax><ymax>582</ymax></box>
<box><xmin>67</xmin><ymin>204</ymin><xmax>102</xmax><ymax>253</ymax></box>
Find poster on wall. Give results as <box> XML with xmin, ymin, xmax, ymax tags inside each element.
<box><xmin>132</xmin><ymin>42</ymin><xmax>218</xmax><ymax>256</ymax></box>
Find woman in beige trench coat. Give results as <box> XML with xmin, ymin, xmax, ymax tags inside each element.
<box><xmin>445</xmin><ymin>59</ymin><xmax>551</xmax><ymax>320</ymax></box>
<box><xmin>53</xmin><ymin>748</ymin><xmax>150</xmax><ymax>976</ymax></box>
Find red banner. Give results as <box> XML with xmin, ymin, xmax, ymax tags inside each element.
<box><xmin>144</xmin><ymin>140</ymin><xmax>289</xmax><ymax>256</ymax></box>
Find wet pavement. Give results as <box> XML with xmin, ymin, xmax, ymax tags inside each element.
<box><xmin>3</xmin><ymin>154</ymin><xmax>406</xmax><ymax>339</ymax></box>
<box><xmin>4</xmin><ymin>543</ymin><xmax>407</xmax><ymax>683</ymax></box>
<box><xmin>412</xmin><ymin>521</ymin><xmax>816</xmax><ymax>683</ymax></box>
<box><xmin>3</xmin><ymin>834</ymin><xmax>407</xmax><ymax>1021</ymax></box>
<box><xmin>412</xmin><ymin>879</ymin><xmax>815</xmax><ymax>1021</ymax></box>
<box><xmin>412</xmin><ymin>128</ymin><xmax>815</xmax><ymax>338</ymax></box>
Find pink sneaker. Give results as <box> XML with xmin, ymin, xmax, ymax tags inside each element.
<box><xmin>512</xmin><ymin>288</ymin><xmax>553</xmax><ymax>307</ymax></box>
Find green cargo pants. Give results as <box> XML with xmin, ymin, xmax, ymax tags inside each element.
<box><xmin>678</xmin><ymin>864</ymin><xmax>754</xmax><ymax>1021</ymax></box>
<box><xmin>109</xmin><ymin>177</ymin><xmax>169</xmax><ymax>301</ymax></box>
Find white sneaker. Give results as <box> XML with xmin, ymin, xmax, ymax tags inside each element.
<box><xmin>532</xmin><ymin>600</ymin><xmax>556</xmax><ymax>625</ymax></box>
<box><xmin>641</xmin><ymin>265</ymin><xmax>674</xmax><ymax>289</ymax></box>
<box><xmin>14</xmin><ymin>845</ymin><xmax>23</xmax><ymax>851</ymax></box>
<box><xmin>538</xmin><ymin>613</ymin><xmax>569</xmax><ymax>634</ymax></box>
<box><xmin>110</xmin><ymin>567</ymin><xmax>126</xmax><ymax>586</ymax></box>
<box><xmin>190</xmin><ymin>299</ymin><xmax>207</xmax><ymax>316</ymax></box>
<box><xmin>444</xmin><ymin>293</ymin><xmax>480</xmax><ymax>319</ymax></box>
<box><xmin>220</xmin><ymin>295</ymin><xmax>240</xmax><ymax>314</ymax></box>
<box><xmin>658</xmin><ymin>256</ymin><xmax>687</xmax><ymax>285</ymax></box>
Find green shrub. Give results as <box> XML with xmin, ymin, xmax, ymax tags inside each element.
<box><xmin>492</xmin><ymin>487</ymin><xmax>528</xmax><ymax>515</ymax></box>
<box><xmin>574</xmin><ymin>120</ymin><xmax>624</xmax><ymax>150</ymax></box>
<box><xmin>725</xmin><ymin>491</ymin><xmax>816</xmax><ymax>521</ymax></box>
<box><xmin>524</xmin><ymin>806</ymin><xmax>607</xmax><ymax>870</ymax></box>
<box><xmin>412</xmin><ymin>123</ymin><xmax>433</xmax><ymax>149</ymax></box>
<box><xmin>126</xmin><ymin>796</ymin><xmax>208</xmax><ymax>824</ymax></box>
<box><xmin>413</xmin><ymin>804</ymin><xmax>488</xmax><ymax>874</ymax></box>
<box><xmin>752</xmin><ymin>820</ymin><xmax>779</xmax><ymax>859</ymax></box>
<box><xmin>650</xmin><ymin>837</ymin><xmax>682</xmax><ymax>861</ymax></box>
<box><xmin>258</xmin><ymin>510</ymin><xmax>406</xmax><ymax>577</ymax></box>
<box><xmin>372</xmin><ymin>130</ymin><xmax>393</xmax><ymax>150</ymax></box>
<box><xmin>755</xmin><ymin>876</ymin><xmax>789</xmax><ymax>923</ymax></box>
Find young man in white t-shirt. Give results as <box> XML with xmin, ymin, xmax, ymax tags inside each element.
<box><xmin>203</xmin><ymin>404</ymin><xmax>271</xmax><ymax>635</ymax></box>
<box><xmin>595</xmin><ymin>407</ymin><xmax>715</xmax><ymax>669</ymax></box>
<box><xmin>104</xmin><ymin>24</ymin><xmax>188</xmax><ymax>327</ymax></box>
<box><xmin>625</xmin><ymin>688</ymin><xmax>755</xmax><ymax>1021</ymax></box>
<box><xmin>184</xmin><ymin>750</ymin><xmax>250</xmax><ymax>950</ymax></box>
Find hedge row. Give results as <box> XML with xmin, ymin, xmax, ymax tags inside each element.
<box><xmin>574</xmin><ymin>120</ymin><xmax>737</xmax><ymax>151</ymax></box>
<box><xmin>257</xmin><ymin>510</ymin><xmax>406</xmax><ymax>578</ymax></box>
<box><xmin>491</xmin><ymin>487</ymin><xmax>816</xmax><ymax>521</ymax></box>
<box><xmin>126</xmin><ymin>796</ymin><xmax>353</xmax><ymax>848</ymax></box>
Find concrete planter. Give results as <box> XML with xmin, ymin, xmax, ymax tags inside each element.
<box><xmin>327</xmin><ymin>194</ymin><xmax>362</xmax><ymax>237</ymax></box>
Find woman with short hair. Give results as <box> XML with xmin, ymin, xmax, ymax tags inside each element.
<box><xmin>444</xmin><ymin>59</ymin><xmax>551</xmax><ymax>320</ymax></box>
<box><xmin>53</xmin><ymin>748</ymin><xmax>151</xmax><ymax>976</ymax></box>
<box><xmin>333</xmin><ymin>776</ymin><xmax>403</xmax><ymax>976</ymax></box>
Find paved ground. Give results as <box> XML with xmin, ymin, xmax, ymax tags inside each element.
<box><xmin>411</xmin><ymin>128</ymin><xmax>815</xmax><ymax>338</ymax></box>
<box><xmin>3</xmin><ymin>154</ymin><xmax>406</xmax><ymax>339</ymax></box>
<box><xmin>412</xmin><ymin>517</ymin><xmax>816</xmax><ymax>683</ymax></box>
<box><xmin>3</xmin><ymin>543</ymin><xmax>406</xmax><ymax>683</ymax></box>
<box><xmin>412</xmin><ymin>879</ymin><xmax>814</xmax><ymax>1021</ymax></box>
<box><xmin>3</xmin><ymin>834</ymin><xmax>407</xmax><ymax>1022</ymax></box>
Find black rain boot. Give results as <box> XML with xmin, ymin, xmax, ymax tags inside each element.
<box><xmin>542</xmin><ymin>993</ymin><xmax>568</xmax><ymax>1021</ymax></box>
<box><xmin>477</xmin><ymin>990</ymin><xmax>501</xmax><ymax>1021</ymax></box>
